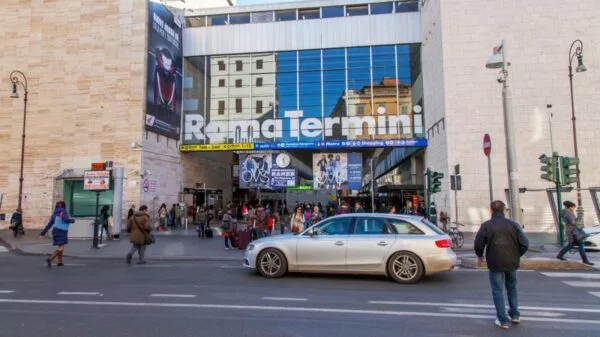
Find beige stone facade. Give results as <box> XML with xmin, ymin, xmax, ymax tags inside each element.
<box><xmin>0</xmin><ymin>0</ymin><xmax>232</xmax><ymax>228</ymax></box>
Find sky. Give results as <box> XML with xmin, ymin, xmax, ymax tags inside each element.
<box><xmin>237</xmin><ymin>0</ymin><xmax>300</xmax><ymax>5</ymax></box>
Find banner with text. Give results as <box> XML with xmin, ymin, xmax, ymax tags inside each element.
<box><xmin>313</xmin><ymin>153</ymin><xmax>362</xmax><ymax>190</ymax></box>
<box><xmin>239</xmin><ymin>153</ymin><xmax>296</xmax><ymax>189</ymax></box>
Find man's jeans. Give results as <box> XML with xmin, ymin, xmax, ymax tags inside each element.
<box><xmin>489</xmin><ymin>271</ymin><xmax>520</xmax><ymax>324</ymax></box>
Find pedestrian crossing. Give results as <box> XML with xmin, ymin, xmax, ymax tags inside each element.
<box><xmin>0</xmin><ymin>246</ymin><xmax>9</xmax><ymax>253</ymax></box>
<box><xmin>542</xmin><ymin>272</ymin><xmax>600</xmax><ymax>299</ymax></box>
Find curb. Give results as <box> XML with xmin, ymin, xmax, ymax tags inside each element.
<box><xmin>460</xmin><ymin>257</ymin><xmax>596</xmax><ymax>271</ymax></box>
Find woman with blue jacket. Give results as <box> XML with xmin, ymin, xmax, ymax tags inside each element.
<box><xmin>39</xmin><ymin>201</ymin><xmax>75</xmax><ymax>268</ymax></box>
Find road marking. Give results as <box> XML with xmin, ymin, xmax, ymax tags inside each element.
<box><xmin>220</xmin><ymin>265</ymin><xmax>247</xmax><ymax>269</ymax></box>
<box><xmin>150</xmin><ymin>294</ymin><xmax>197</xmax><ymax>298</ymax></box>
<box><xmin>589</xmin><ymin>292</ymin><xmax>600</xmax><ymax>299</ymax></box>
<box><xmin>134</xmin><ymin>264</ymin><xmax>172</xmax><ymax>268</ymax></box>
<box><xmin>0</xmin><ymin>246</ymin><xmax>9</xmax><ymax>252</ymax></box>
<box><xmin>58</xmin><ymin>292</ymin><xmax>101</xmax><ymax>296</ymax></box>
<box><xmin>543</xmin><ymin>272</ymin><xmax>600</xmax><ymax>279</ymax></box>
<box><xmin>39</xmin><ymin>263</ymin><xmax>87</xmax><ymax>267</ymax></box>
<box><xmin>262</xmin><ymin>297</ymin><xmax>308</xmax><ymax>302</ymax></box>
<box><xmin>453</xmin><ymin>267</ymin><xmax>533</xmax><ymax>272</ymax></box>
<box><xmin>440</xmin><ymin>307</ymin><xmax>564</xmax><ymax>317</ymax></box>
<box><xmin>367</xmin><ymin>301</ymin><xmax>600</xmax><ymax>314</ymax></box>
<box><xmin>0</xmin><ymin>299</ymin><xmax>599</xmax><ymax>325</ymax></box>
<box><xmin>562</xmin><ymin>281</ymin><xmax>600</xmax><ymax>288</ymax></box>
<box><xmin>0</xmin><ymin>290</ymin><xmax>14</xmax><ymax>294</ymax></box>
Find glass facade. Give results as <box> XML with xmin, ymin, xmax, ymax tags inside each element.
<box><xmin>183</xmin><ymin>44</ymin><xmax>424</xmax><ymax>149</ymax></box>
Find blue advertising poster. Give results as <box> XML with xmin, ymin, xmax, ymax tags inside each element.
<box><xmin>239</xmin><ymin>153</ymin><xmax>296</xmax><ymax>189</ymax></box>
<box><xmin>347</xmin><ymin>153</ymin><xmax>363</xmax><ymax>190</ymax></box>
<box><xmin>145</xmin><ymin>2</ymin><xmax>184</xmax><ymax>139</ymax></box>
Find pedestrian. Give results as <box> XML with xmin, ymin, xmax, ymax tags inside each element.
<box><xmin>290</xmin><ymin>206</ymin><xmax>305</xmax><ymax>233</ymax></box>
<box><xmin>126</xmin><ymin>205</ymin><xmax>152</xmax><ymax>265</ymax></box>
<box><xmin>221</xmin><ymin>209</ymin><xmax>234</xmax><ymax>249</ymax></box>
<box><xmin>158</xmin><ymin>203</ymin><xmax>167</xmax><ymax>231</ymax></box>
<box><xmin>252</xmin><ymin>205</ymin><xmax>268</xmax><ymax>239</ymax></box>
<box><xmin>556</xmin><ymin>200</ymin><xmax>594</xmax><ymax>266</ymax></box>
<box><xmin>429</xmin><ymin>202</ymin><xmax>438</xmax><ymax>225</ymax></box>
<box><xmin>128</xmin><ymin>204</ymin><xmax>136</xmax><ymax>219</ymax></box>
<box><xmin>354</xmin><ymin>202</ymin><xmax>365</xmax><ymax>213</ymax></box>
<box><xmin>474</xmin><ymin>200</ymin><xmax>529</xmax><ymax>329</ymax></box>
<box><xmin>100</xmin><ymin>205</ymin><xmax>113</xmax><ymax>241</ymax></box>
<box><xmin>9</xmin><ymin>208</ymin><xmax>24</xmax><ymax>237</ymax></box>
<box><xmin>195</xmin><ymin>206</ymin><xmax>207</xmax><ymax>239</ymax></box>
<box><xmin>39</xmin><ymin>201</ymin><xmax>75</xmax><ymax>268</ymax></box>
<box><xmin>388</xmin><ymin>205</ymin><xmax>396</xmax><ymax>214</ymax></box>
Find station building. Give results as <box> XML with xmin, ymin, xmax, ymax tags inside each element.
<box><xmin>1</xmin><ymin>0</ymin><xmax>599</xmax><ymax>235</ymax></box>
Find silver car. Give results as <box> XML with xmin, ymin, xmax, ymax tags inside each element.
<box><xmin>244</xmin><ymin>213</ymin><xmax>457</xmax><ymax>284</ymax></box>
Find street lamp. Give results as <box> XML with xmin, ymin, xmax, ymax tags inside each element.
<box><xmin>568</xmin><ymin>39</ymin><xmax>587</xmax><ymax>226</ymax></box>
<box><xmin>9</xmin><ymin>70</ymin><xmax>28</xmax><ymax>215</ymax></box>
<box><xmin>485</xmin><ymin>41</ymin><xmax>522</xmax><ymax>224</ymax></box>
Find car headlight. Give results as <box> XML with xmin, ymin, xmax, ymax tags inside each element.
<box><xmin>247</xmin><ymin>244</ymin><xmax>255</xmax><ymax>251</ymax></box>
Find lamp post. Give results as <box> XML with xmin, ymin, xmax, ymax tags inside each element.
<box><xmin>9</xmin><ymin>71</ymin><xmax>28</xmax><ymax>214</ymax></box>
<box><xmin>568</xmin><ymin>39</ymin><xmax>587</xmax><ymax>226</ymax></box>
<box><xmin>485</xmin><ymin>41</ymin><xmax>522</xmax><ymax>224</ymax></box>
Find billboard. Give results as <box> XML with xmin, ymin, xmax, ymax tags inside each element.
<box><xmin>145</xmin><ymin>2</ymin><xmax>184</xmax><ymax>139</ymax></box>
<box><xmin>84</xmin><ymin>171</ymin><xmax>110</xmax><ymax>191</ymax></box>
<box><xmin>313</xmin><ymin>153</ymin><xmax>363</xmax><ymax>190</ymax></box>
<box><xmin>239</xmin><ymin>153</ymin><xmax>296</xmax><ymax>189</ymax></box>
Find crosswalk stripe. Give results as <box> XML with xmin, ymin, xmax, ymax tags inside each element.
<box><xmin>589</xmin><ymin>292</ymin><xmax>600</xmax><ymax>299</ymax></box>
<box><xmin>543</xmin><ymin>272</ymin><xmax>600</xmax><ymax>279</ymax></box>
<box><xmin>0</xmin><ymin>246</ymin><xmax>8</xmax><ymax>252</ymax></box>
<box><xmin>562</xmin><ymin>281</ymin><xmax>600</xmax><ymax>288</ymax></box>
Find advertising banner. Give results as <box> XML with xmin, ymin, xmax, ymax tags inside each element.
<box><xmin>145</xmin><ymin>2</ymin><xmax>184</xmax><ymax>139</ymax></box>
<box><xmin>84</xmin><ymin>171</ymin><xmax>110</xmax><ymax>191</ymax></box>
<box><xmin>239</xmin><ymin>153</ymin><xmax>295</xmax><ymax>189</ymax></box>
<box><xmin>313</xmin><ymin>153</ymin><xmax>362</xmax><ymax>190</ymax></box>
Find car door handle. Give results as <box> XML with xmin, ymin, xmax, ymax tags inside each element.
<box><xmin>334</xmin><ymin>241</ymin><xmax>345</xmax><ymax>246</ymax></box>
<box><xmin>377</xmin><ymin>242</ymin><xmax>388</xmax><ymax>246</ymax></box>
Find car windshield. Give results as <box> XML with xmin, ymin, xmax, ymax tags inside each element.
<box><xmin>420</xmin><ymin>219</ymin><xmax>446</xmax><ymax>235</ymax></box>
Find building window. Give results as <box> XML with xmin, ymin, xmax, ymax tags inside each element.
<box><xmin>236</xmin><ymin>60</ymin><xmax>243</xmax><ymax>71</ymax></box>
<box><xmin>235</xmin><ymin>79</ymin><xmax>242</xmax><ymax>88</ymax></box>
<box><xmin>275</xmin><ymin>9</ymin><xmax>296</xmax><ymax>21</ymax></box>
<box><xmin>299</xmin><ymin>8</ymin><xmax>320</xmax><ymax>20</ymax></box>
<box><xmin>208</xmin><ymin>15</ymin><xmax>228</xmax><ymax>26</ymax></box>
<box><xmin>322</xmin><ymin>6</ymin><xmax>344</xmax><ymax>18</ymax></box>
<box><xmin>236</xmin><ymin>98</ymin><xmax>242</xmax><ymax>113</ymax></box>
<box><xmin>64</xmin><ymin>180</ymin><xmax>113</xmax><ymax>217</ymax></box>
<box><xmin>218</xmin><ymin>100</ymin><xmax>225</xmax><ymax>115</ymax></box>
<box><xmin>256</xmin><ymin>77</ymin><xmax>263</xmax><ymax>87</ymax></box>
<box><xmin>218</xmin><ymin>60</ymin><xmax>226</xmax><ymax>71</ymax></box>
<box><xmin>218</xmin><ymin>79</ymin><xmax>225</xmax><ymax>87</ymax></box>
<box><xmin>346</xmin><ymin>5</ymin><xmax>369</xmax><ymax>16</ymax></box>
<box><xmin>371</xmin><ymin>2</ymin><xmax>394</xmax><ymax>15</ymax></box>
<box><xmin>396</xmin><ymin>1</ymin><xmax>419</xmax><ymax>13</ymax></box>
<box><xmin>256</xmin><ymin>100</ymin><xmax>263</xmax><ymax>114</ymax></box>
<box><xmin>256</xmin><ymin>59</ymin><xmax>263</xmax><ymax>69</ymax></box>
<box><xmin>229</xmin><ymin>13</ymin><xmax>250</xmax><ymax>24</ymax></box>
<box><xmin>357</xmin><ymin>105</ymin><xmax>365</xmax><ymax>116</ymax></box>
<box><xmin>402</xmin><ymin>105</ymin><xmax>408</xmax><ymax>114</ymax></box>
<box><xmin>251</xmin><ymin>11</ymin><xmax>274</xmax><ymax>23</ymax></box>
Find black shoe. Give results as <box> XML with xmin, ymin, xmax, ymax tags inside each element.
<box><xmin>126</xmin><ymin>254</ymin><xmax>132</xmax><ymax>265</ymax></box>
<box><xmin>583</xmin><ymin>261</ymin><xmax>595</xmax><ymax>266</ymax></box>
<box><xmin>57</xmin><ymin>263</ymin><xmax>64</xmax><ymax>267</ymax></box>
<box><xmin>136</xmin><ymin>261</ymin><xmax>147</xmax><ymax>265</ymax></box>
<box><xmin>46</xmin><ymin>258</ymin><xmax>52</xmax><ymax>268</ymax></box>
<box><xmin>557</xmin><ymin>256</ymin><xmax>567</xmax><ymax>261</ymax></box>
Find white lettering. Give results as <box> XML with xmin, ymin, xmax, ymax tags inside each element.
<box><xmin>184</xmin><ymin>115</ymin><xmax>204</xmax><ymax>140</ymax></box>
<box><xmin>228</xmin><ymin>120</ymin><xmax>260</xmax><ymax>142</ymax></box>
<box><xmin>261</xmin><ymin>119</ymin><xmax>282</xmax><ymax>139</ymax></box>
<box><xmin>300</xmin><ymin>118</ymin><xmax>322</xmax><ymax>138</ymax></box>
<box><xmin>206</xmin><ymin>121</ymin><xmax>228</xmax><ymax>143</ymax></box>
<box><xmin>285</xmin><ymin>110</ymin><xmax>303</xmax><ymax>138</ymax></box>
<box><xmin>388</xmin><ymin>115</ymin><xmax>411</xmax><ymax>135</ymax></box>
<box><xmin>342</xmin><ymin>116</ymin><xmax>376</xmax><ymax>137</ymax></box>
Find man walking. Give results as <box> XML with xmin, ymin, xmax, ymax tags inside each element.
<box><xmin>475</xmin><ymin>200</ymin><xmax>529</xmax><ymax>329</ymax></box>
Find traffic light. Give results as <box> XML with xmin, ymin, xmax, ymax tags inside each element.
<box><xmin>560</xmin><ymin>156</ymin><xmax>579</xmax><ymax>186</ymax></box>
<box><xmin>539</xmin><ymin>154</ymin><xmax>557</xmax><ymax>182</ymax></box>
<box><xmin>430</xmin><ymin>172</ymin><xmax>443</xmax><ymax>193</ymax></box>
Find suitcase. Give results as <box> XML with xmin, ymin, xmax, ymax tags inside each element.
<box><xmin>205</xmin><ymin>228</ymin><xmax>213</xmax><ymax>238</ymax></box>
<box><xmin>237</xmin><ymin>230</ymin><xmax>252</xmax><ymax>250</ymax></box>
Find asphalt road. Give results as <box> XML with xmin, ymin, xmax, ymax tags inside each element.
<box><xmin>1</xmin><ymin>251</ymin><xmax>600</xmax><ymax>337</ymax></box>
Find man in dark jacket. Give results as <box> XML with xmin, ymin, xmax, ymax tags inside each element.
<box><xmin>475</xmin><ymin>200</ymin><xmax>529</xmax><ymax>330</ymax></box>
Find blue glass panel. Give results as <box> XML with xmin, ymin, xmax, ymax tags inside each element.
<box><xmin>396</xmin><ymin>1</ymin><xmax>419</xmax><ymax>13</ymax></box>
<box><xmin>321</xmin><ymin>6</ymin><xmax>344</xmax><ymax>18</ymax></box>
<box><xmin>371</xmin><ymin>2</ymin><xmax>394</xmax><ymax>15</ymax></box>
<box><xmin>229</xmin><ymin>13</ymin><xmax>250</xmax><ymax>24</ymax></box>
<box><xmin>346</xmin><ymin>5</ymin><xmax>369</xmax><ymax>16</ymax></box>
<box><xmin>209</xmin><ymin>15</ymin><xmax>227</xmax><ymax>26</ymax></box>
<box><xmin>275</xmin><ymin>10</ymin><xmax>296</xmax><ymax>21</ymax></box>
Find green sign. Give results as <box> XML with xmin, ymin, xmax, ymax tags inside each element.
<box><xmin>287</xmin><ymin>185</ymin><xmax>312</xmax><ymax>191</ymax></box>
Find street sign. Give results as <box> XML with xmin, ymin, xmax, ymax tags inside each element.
<box><xmin>483</xmin><ymin>134</ymin><xmax>491</xmax><ymax>156</ymax></box>
<box><xmin>91</xmin><ymin>162</ymin><xmax>105</xmax><ymax>171</ymax></box>
<box><xmin>84</xmin><ymin>171</ymin><xmax>110</xmax><ymax>191</ymax></box>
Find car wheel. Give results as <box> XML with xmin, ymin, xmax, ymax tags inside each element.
<box><xmin>387</xmin><ymin>251</ymin><xmax>424</xmax><ymax>284</ymax></box>
<box><xmin>257</xmin><ymin>248</ymin><xmax>287</xmax><ymax>278</ymax></box>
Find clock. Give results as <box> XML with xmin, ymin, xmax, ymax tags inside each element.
<box><xmin>276</xmin><ymin>153</ymin><xmax>291</xmax><ymax>168</ymax></box>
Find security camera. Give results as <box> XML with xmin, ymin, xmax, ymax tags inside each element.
<box><xmin>496</xmin><ymin>75</ymin><xmax>505</xmax><ymax>83</ymax></box>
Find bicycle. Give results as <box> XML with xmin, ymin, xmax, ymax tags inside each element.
<box><xmin>447</xmin><ymin>222</ymin><xmax>465</xmax><ymax>249</ymax></box>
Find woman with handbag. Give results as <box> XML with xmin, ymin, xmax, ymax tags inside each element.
<box><xmin>126</xmin><ymin>205</ymin><xmax>152</xmax><ymax>265</ymax></box>
<box><xmin>39</xmin><ymin>201</ymin><xmax>75</xmax><ymax>268</ymax></box>
<box><xmin>556</xmin><ymin>200</ymin><xmax>594</xmax><ymax>266</ymax></box>
<box><xmin>290</xmin><ymin>206</ymin><xmax>305</xmax><ymax>234</ymax></box>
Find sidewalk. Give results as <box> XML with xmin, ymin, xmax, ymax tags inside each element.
<box><xmin>0</xmin><ymin>230</ymin><xmax>246</xmax><ymax>262</ymax></box>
